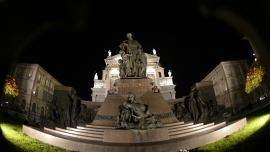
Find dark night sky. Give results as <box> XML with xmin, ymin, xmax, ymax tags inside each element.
<box><xmin>15</xmin><ymin>1</ymin><xmax>254</xmax><ymax>100</ymax></box>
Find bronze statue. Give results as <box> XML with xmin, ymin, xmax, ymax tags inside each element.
<box><xmin>119</xmin><ymin>33</ymin><xmax>146</xmax><ymax>77</ymax></box>
<box><xmin>116</xmin><ymin>92</ymin><xmax>162</xmax><ymax>129</ymax></box>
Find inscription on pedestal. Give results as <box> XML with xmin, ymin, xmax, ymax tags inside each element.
<box><xmin>117</xmin><ymin>78</ymin><xmax>151</xmax><ymax>95</ymax></box>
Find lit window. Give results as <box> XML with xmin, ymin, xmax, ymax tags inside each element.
<box><xmin>50</xmin><ymin>83</ymin><xmax>54</xmax><ymax>89</ymax></box>
<box><xmin>45</xmin><ymin>79</ymin><xmax>49</xmax><ymax>87</ymax></box>
<box><xmin>28</xmin><ymin>70</ymin><xmax>33</xmax><ymax>77</ymax></box>
<box><xmin>37</xmin><ymin>74</ymin><xmax>42</xmax><ymax>81</ymax></box>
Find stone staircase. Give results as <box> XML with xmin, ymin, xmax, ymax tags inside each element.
<box><xmin>23</xmin><ymin>117</ymin><xmax>246</xmax><ymax>152</ymax></box>
<box><xmin>165</xmin><ymin>121</ymin><xmax>226</xmax><ymax>139</ymax></box>
<box><xmin>43</xmin><ymin>121</ymin><xmax>226</xmax><ymax>142</ymax></box>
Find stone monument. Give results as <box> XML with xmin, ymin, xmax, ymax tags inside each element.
<box><xmin>91</xmin><ymin>33</ymin><xmax>178</xmax><ymax>127</ymax></box>
<box><xmin>118</xmin><ymin>33</ymin><xmax>147</xmax><ymax>78</ymax></box>
<box><xmin>40</xmin><ymin>86</ymin><xmax>92</xmax><ymax>129</ymax></box>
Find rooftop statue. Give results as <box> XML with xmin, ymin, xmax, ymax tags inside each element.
<box><xmin>119</xmin><ymin>33</ymin><xmax>147</xmax><ymax>78</ymax></box>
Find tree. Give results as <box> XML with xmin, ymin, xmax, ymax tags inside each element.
<box><xmin>3</xmin><ymin>75</ymin><xmax>19</xmax><ymax>98</ymax></box>
<box><xmin>245</xmin><ymin>59</ymin><xmax>269</xmax><ymax>94</ymax></box>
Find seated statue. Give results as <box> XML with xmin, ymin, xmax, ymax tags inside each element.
<box><xmin>116</xmin><ymin>92</ymin><xmax>163</xmax><ymax>129</ymax></box>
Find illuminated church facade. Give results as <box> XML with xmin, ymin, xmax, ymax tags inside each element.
<box><xmin>91</xmin><ymin>51</ymin><xmax>176</xmax><ymax>102</ymax></box>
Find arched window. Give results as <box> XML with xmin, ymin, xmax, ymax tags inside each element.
<box><xmin>32</xmin><ymin>103</ymin><xmax>36</xmax><ymax>112</ymax></box>
<box><xmin>21</xmin><ymin>99</ymin><xmax>26</xmax><ymax>109</ymax></box>
<box><xmin>41</xmin><ymin>106</ymin><xmax>44</xmax><ymax>115</ymax></box>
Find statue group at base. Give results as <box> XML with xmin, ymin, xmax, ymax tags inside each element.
<box><xmin>116</xmin><ymin>92</ymin><xmax>163</xmax><ymax>129</ymax></box>
<box><xmin>181</xmin><ymin>89</ymin><xmax>218</xmax><ymax>124</ymax></box>
<box><xmin>42</xmin><ymin>94</ymin><xmax>92</xmax><ymax>129</ymax></box>
<box><xmin>118</xmin><ymin>33</ymin><xmax>147</xmax><ymax>78</ymax></box>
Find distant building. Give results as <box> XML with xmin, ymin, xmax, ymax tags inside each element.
<box><xmin>201</xmin><ymin>60</ymin><xmax>251</xmax><ymax>111</ymax></box>
<box><xmin>8</xmin><ymin>63</ymin><xmax>63</xmax><ymax>115</ymax></box>
<box><xmin>91</xmin><ymin>53</ymin><xmax>176</xmax><ymax>102</ymax></box>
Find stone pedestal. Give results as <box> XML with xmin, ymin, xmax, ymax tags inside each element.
<box><xmin>91</xmin><ymin>78</ymin><xmax>178</xmax><ymax>126</ymax></box>
<box><xmin>103</xmin><ymin>127</ymin><xmax>169</xmax><ymax>143</ymax></box>
<box><xmin>116</xmin><ymin>78</ymin><xmax>152</xmax><ymax>97</ymax></box>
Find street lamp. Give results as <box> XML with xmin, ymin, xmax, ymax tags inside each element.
<box><xmin>253</xmin><ymin>53</ymin><xmax>257</xmax><ymax>61</ymax></box>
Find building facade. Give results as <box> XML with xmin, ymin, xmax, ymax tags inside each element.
<box><xmin>8</xmin><ymin>63</ymin><xmax>63</xmax><ymax>115</ymax></box>
<box><xmin>201</xmin><ymin>60</ymin><xmax>250</xmax><ymax>111</ymax></box>
<box><xmin>91</xmin><ymin>53</ymin><xmax>176</xmax><ymax>102</ymax></box>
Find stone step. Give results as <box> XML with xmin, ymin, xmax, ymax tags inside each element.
<box><xmin>66</xmin><ymin>127</ymin><xmax>104</xmax><ymax>133</ymax></box>
<box><xmin>85</xmin><ymin>124</ymin><xmax>115</xmax><ymax>129</ymax></box>
<box><xmin>169</xmin><ymin>123</ymin><xmax>214</xmax><ymax>136</ymax></box>
<box><xmin>169</xmin><ymin>122</ymin><xmax>226</xmax><ymax>139</ymax></box>
<box><xmin>163</xmin><ymin>121</ymin><xmax>184</xmax><ymax>127</ymax></box>
<box><xmin>44</xmin><ymin>127</ymin><xmax>103</xmax><ymax>141</ymax></box>
<box><xmin>77</xmin><ymin>126</ymin><xmax>108</xmax><ymax>131</ymax></box>
<box><xmin>168</xmin><ymin>123</ymin><xmax>204</xmax><ymax>132</ymax></box>
<box><xmin>167</xmin><ymin>122</ymin><xmax>194</xmax><ymax>130</ymax></box>
<box><xmin>55</xmin><ymin>127</ymin><xmax>104</xmax><ymax>137</ymax></box>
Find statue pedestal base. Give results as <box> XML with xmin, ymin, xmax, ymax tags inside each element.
<box><xmin>103</xmin><ymin>127</ymin><xmax>169</xmax><ymax>143</ymax></box>
<box><xmin>116</xmin><ymin>78</ymin><xmax>152</xmax><ymax>96</ymax></box>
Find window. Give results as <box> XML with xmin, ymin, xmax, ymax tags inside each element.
<box><xmin>47</xmin><ymin>93</ymin><xmax>53</xmax><ymax>101</ymax></box>
<box><xmin>45</xmin><ymin>79</ymin><xmax>49</xmax><ymax>87</ymax></box>
<box><xmin>231</xmin><ymin>79</ymin><xmax>235</xmax><ymax>86</ymax></box>
<box><xmin>158</xmin><ymin>72</ymin><xmax>161</xmax><ymax>78</ymax></box>
<box><xmin>35</xmin><ymin>87</ymin><xmax>39</xmax><ymax>97</ymax></box>
<box><xmin>42</xmin><ymin>90</ymin><xmax>47</xmax><ymax>100</ymax></box>
<box><xmin>16</xmin><ymin>68</ymin><xmax>21</xmax><ymax>75</ymax></box>
<box><xmin>28</xmin><ymin>70</ymin><xmax>33</xmax><ymax>77</ymax></box>
<box><xmin>50</xmin><ymin>83</ymin><xmax>54</xmax><ymax>89</ymax></box>
<box><xmin>41</xmin><ymin>107</ymin><xmax>44</xmax><ymax>115</ymax></box>
<box><xmin>234</xmin><ymin>93</ymin><xmax>238</xmax><ymax>99</ymax></box>
<box><xmin>42</xmin><ymin>90</ymin><xmax>53</xmax><ymax>101</ymax></box>
<box><xmin>37</xmin><ymin>74</ymin><xmax>42</xmax><ymax>81</ymax></box>
<box><xmin>32</xmin><ymin>103</ymin><xmax>36</xmax><ymax>112</ymax></box>
<box><xmin>21</xmin><ymin>99</ymin><xmax>26</xmax><ymax>109</ymax></box>
<box><xmin>227</xmin><ymin>67</ymin><xmax>232</xmax><ymax>76</ymax></box>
